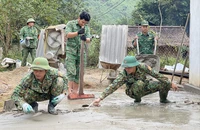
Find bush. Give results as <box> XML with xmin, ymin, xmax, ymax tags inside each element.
<box><xmin>87</xmin><ymin>38</ymin><xmax>100</xmax><ymax>67</ymax></box>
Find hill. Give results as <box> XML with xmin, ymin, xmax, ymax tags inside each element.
<box><xmin>84</xmin><ymin>0</ymin><xmax>140</xmax><ymax>25</ymax></box>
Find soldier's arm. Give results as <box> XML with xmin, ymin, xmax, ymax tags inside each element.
<box><xmin>11</xmin><ymin>84</ymin><xmax>27</xmax><ymax>108</ymax></box>
<box><xmin>85</xmin><ymin>26</ymin><xmax>92</xmax><ymax>43</ymax></box>
<box><xmin>141</xmin><ymin>64</ymin><xmax>170</xmax><ymax>84</ymax></box>
<box><xmin>65</xmin><ymin>21</ymin><xmax>78</xmax><ymax>38</ymax></box>
<box><xmin>99</xmin><ymin>72</ymin><xmax>126</xmax><ymax>100</ymax></box>
<box><xmin>33</xmin><ymin>28</ymin><xmax>38</xmax><ymax>43</ymax></box>
<box><xmin>19</xmin><ymin>27</ymin><xmax>24</xmax><ymax>40</ymax></box>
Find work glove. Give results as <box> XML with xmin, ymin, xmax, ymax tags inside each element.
<box><xmin>20</xmin><ymin>39</ymin><xmax>25</xmax><ymax>44</ymax></box>
<box><xmin>78</xmin><ymin>28</ymin><xmax>85</xmax><ymax>35</ymax></box>
<box><xmin>81</xmin><ymin>35</ymin><xmax>86</xmax><ymax>41</ymax></box>
<box><xmin>26</xmin><ymin>37</ymin><xmax>34</xmax><ymax>40</ymax></box>
<box><xmin>51</xmin><ymin>94</ymin><xmax>66</xmax><ymax>105</ymax></box>
<box><xmin>22</xmin><ymin>103</ymin><xmax>34</xmax><ymax>113</ymax></box>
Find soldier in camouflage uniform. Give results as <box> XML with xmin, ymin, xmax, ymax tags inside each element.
<box><xmin>11</xmin><ymin>57</ymin><xmax>68</xmax><ymax>115</ymax></box>
<box><xmin>65</xmin><ymin>11</ymin><xmax>92</xmax><ymax>96</ymax></box>
<box><xmin>20</xmin><ymin>18</ymin><xmax>38</xmax><ymax>66</ymax></box>
<box><xmin>93</xmin><ymin>56</ymin><xmax>178</xmax><ymax>106</ymax></box>
<box><xmin>132</xmin><ymin>20</ymin><xmax>158</xmax><ymax>54</ymax></box>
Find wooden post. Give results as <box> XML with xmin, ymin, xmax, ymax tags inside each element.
<box><xmin>79</xmin><ymin>40</ymin><xmax>84</xmax><ymax>95</ymax></box>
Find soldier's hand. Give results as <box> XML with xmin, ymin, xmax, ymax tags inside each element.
<box><xmin>93</xmin><ymin>98</ymin><xmax>101</xmax><ymax>107</ymax></box>
<box><xmin>51</xmin><ymin>94</ymin><xmax>66</xmax><ymax>105</ymax></box>
<box><xmin>171</xmin><ymin>83</ymin><xmax>178</xmax><ymax>91</ymax></box>
<box><xmin>26</xmin><ymin>37</ymin><xmax>34</xmax><ymax>40</ymax></box>
<box><xmin>81</xmin><ymin>35</ymin><xmax>86</xmax><ymax>41</ymax></box>
<box><xmin>78</xmin><ymin>28</ymin><xmax>85</xmax><ymax>35</ymax></box>
<box><xmin>134</xmin><ymin>35</ymin><xmax>138</xmax><ymax>40</ymax></box>
<box><xmin>22</xmin><ymin>103</ymin><xmax>34</xmax><ymax>113</ymax></box>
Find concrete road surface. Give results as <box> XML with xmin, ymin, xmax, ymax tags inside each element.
<box><xmin>0</xmin><ymin>89</ymin><xmax>200</xmax><ymax>130</ymax></box>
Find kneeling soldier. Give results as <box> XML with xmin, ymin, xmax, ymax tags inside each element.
<box><xmin>11</xmin><ymin>57</ymin><xmax>67</xmax><ymax>115</ymax></box>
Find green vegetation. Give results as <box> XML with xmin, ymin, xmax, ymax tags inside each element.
<box><xmin>84</xmin><ymin>0</ymin><xmax>140</xmax><ymax>25</ymax></box>
<box><xmin>0</xmin><ymin>0</ymin><xmax>190</xmax><ymax>69</ymax></box>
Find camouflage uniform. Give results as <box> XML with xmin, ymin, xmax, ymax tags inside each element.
<box><xmin>132</xmin><ymin>32</ymin><xmax>155</xmax><ymax>54</ymax></box>
<box><xmin>20</xmin><ymin>25</ymin><xmax>38</xmax><ymax>66</ymax></box>
<box><xmin>65</xmin><ymin>20</ymin><xmax>91</xmax><ymax>83</ymax></box>
<box><xmin>99</xmin><ymin>63</ymin><xmax>171</xmax><ymax>102</ymax></box>
<box><xmin>11</xmin><ymin>68</ymin><xmax>67</xmax><ymax>110</ymax></box>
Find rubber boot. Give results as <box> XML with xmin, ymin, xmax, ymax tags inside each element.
<box><xmin>48</xmin><ymin>103</ymin><xmax>58</xmax><ymax>115</ymax></box>
<box><xmin>72</xmin><ymin>82</ymin><xmax>78</xmax><ymax>94</ymax></box>
<box><xmin>68</xmin><ymin>81</ymin><xmax>73</xmax><ymax>94</ymax></box>
<box><xmin>30</xmin><ymin>102</ymin><xmax>38</xmax><ymax>113</ymax></box>
<box><xmin>159</xmin><ymin>91</ymin><xmax>171</xmax><ymax>103</ymax></box>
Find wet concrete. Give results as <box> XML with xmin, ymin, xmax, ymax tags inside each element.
<box><xmin>0</xmin><ymin>89</ymin><xmax>200</xmax><ymax>130</ymax></box>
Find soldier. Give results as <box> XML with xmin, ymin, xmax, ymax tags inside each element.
<box><xmin>20</xmin><ymin>18</ymin><xmax>38</xmax><ymax>66</ymax></box>
<box><xmin>11</xmin><ymin>57</ymin><xmax>68</xmax><ymax>115</ymax></box>
<box><xmin>65</xmin><ymin>11</ymin><xmax>92</xmax><ymax>96</ymax></box>
<box><xmin>93</xmin><ymin>56</ymin><xmax>178</xmax><ymax>106</ymax></box>
<box><xmin>132</xmin><ymin>20</ymin><xmax>158</xmax><ymax>54</ymax></box>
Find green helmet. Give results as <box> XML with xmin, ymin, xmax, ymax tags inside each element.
<box><xmin>121</xmin><ymin>56</ymin><xmax>140</xmax><ymax>68</ymax></box>
<box><xmin>141</xmin><ymin>20</ymin><xmax>149</xmax><ymax>26</ymax></box>
<box><xmin>27</xmin><ymin>18</ymin><xmax>35</xmax><ymax>24</ymax></box>
<box><xmin>31</xmin><ymin>57</ymin><xmax>51</xmax><ymax>70</ymax></box>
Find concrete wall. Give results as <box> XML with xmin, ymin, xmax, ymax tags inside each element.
<box><xmin>190</xmin><ymin>0</ymin><xmax>200</xmax><ymax>87</ymax></box>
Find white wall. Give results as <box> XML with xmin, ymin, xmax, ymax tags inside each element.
<box><xmin>190</xmin><ymin>0</ymin><xmax>200</xmax><ymax>87</ymax></box>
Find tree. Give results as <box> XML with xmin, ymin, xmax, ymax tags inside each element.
<box><xmin>131</xmin><ymin>0</ymin><xmax>190</xmax><ymax>26</ymax></box>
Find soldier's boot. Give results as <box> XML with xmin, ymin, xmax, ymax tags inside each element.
<box><xmin>30</xmin><ymin>102</ymin><xmax>38</xmax><ymax>113</ymax></box>
<box><xmin>68</xmin><ymin>81</ymin><xmax>73</xmax><ymax>94</ymax></box>
<box><xmin>48</xmin><ymin>103</ymin><xmax>58</xmax><ymax>115</ymax></box>
<box><xmin>159</xmin><ymin>91</ymin><xmax>172</xmax><ymax>103</ymax></box>
<box><xmin>134</xmin><ymin>97</ymin><xmax>141</xmax><ymax>103</ymax></box>
<box><xmin>72</xmin><ymin>82</ymin><xmax>78</xmax><ymax>94</ymax></box>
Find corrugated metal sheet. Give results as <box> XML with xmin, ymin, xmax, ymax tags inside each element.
<box><xmin>99</xmin><ymin>25</ymin><xmax>128</xmax><ymax>67</ymax></box>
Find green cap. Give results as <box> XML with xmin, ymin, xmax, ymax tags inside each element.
<box><xmin>27</xmin><ymin>18</ymin><xmax>35</xmax><ymax>24</ymax></box>
<box><xmin>31</xmin><ymin>57</ymin><xmax>51</xmax><ymax>70</ymax></box>
<box><xmin>141</xmin><ymin>20</ymin><xmax>149</xmax><ymax>26</ymax></box>
<box><xmin>121</xmin><ymin>56</ymin><xmax>140</xmax><ymax>68</ymax></box>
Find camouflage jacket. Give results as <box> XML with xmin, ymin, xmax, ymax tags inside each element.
<box><xmin>99</xmin><ymin>64</ymin><xmax>171</xmax><ymax>100</ymax></box>
<box><xmin>19</xmin><ymin>26</ymin><xmax>38</xmax><ymax>48</ymax></box>
<box><xmin>11</xmin><ymin>68</ymin><xmax>67</xmax><ymax>104</ymax></box>
<box><xmin>133</xmin><ymin>32</ymin><xmax>155</xmax><ymax>54</ymax></box>
<box><xmin>65</xmin><ymin>20</ymin><xmax>91</xmax><ymax>55</ymax></box>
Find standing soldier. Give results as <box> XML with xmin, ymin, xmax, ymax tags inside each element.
<box><xmin>132</xmin><ymin>20</ymin><xmax>158</xmax><ymax>54</ymax></box>
<box><xmin>20</xmin><ymin>18</ymin><xmax>38</xmax><ymax>66</ymax></box>
<box><xmin>65</xmin><ymin>11</ymin><xmax>92</xmax><ymax>96</ymax></box>
<box><xmin>93</xmin><ymin>56</ymin><xmax>178</xmax><ymax>106</ymax></box>
<box><xmin>11</xmin><ymin>57</ymin><xmax>68</xmax><ymax>115</ymax></box>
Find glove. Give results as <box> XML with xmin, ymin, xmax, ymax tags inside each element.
<box><xmin>26</xmin><ymin>37</ymin><xmax>34</xmax><ymax>40</ymax></box>
<box><xmin>22</xmin><ymin>103</ymin><xmax>34</xmax><ymax>113</ymax></box>
<box><xmin>51</xmin><ymin>94</ymin><xmax>65</xmax><ymax>105</ymax></box>
<box><xmin>78</xmin><ymin>28</ymin><xmax>85</xmax><ymax>35</ymax></box>
<box><xmin>20</xmin><ymin>39</ymin><xmax>25</xmax><ymax>44</ymax></box>
<box><xmin>81</xmin><ymin>35</ymin><xmax>86</xmax><ymax>41</ymax></box>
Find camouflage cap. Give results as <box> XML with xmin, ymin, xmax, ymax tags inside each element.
<box><xmin>141</xmin><ymin>20</ymin><xmax>149</xmax><ymax>26</ymax></box>
<box><xmin>27</xmin><ymin>18</ymin><xmax>35</xmax><ymax>24</ymax></box>
<box><xmin>31</xmin><ymin>57</ymin><xmax>51</xmax><ymax>70</ymax></box>
<box><xmin>121</xmin><ymin>56</ymin><xmax>140</xmax><ymax>68</ymax></box>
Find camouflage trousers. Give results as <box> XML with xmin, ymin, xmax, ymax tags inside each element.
<box><xmin>125</xmin><ymin>80</ymin><xmax>171</xmax><ymax>101</ymax></box>
<box><xmin>12</xmin><ymin>77</ymin><xmax>65</xmax><ymax>110</ymax></box>
<box><xmin>65</xmin><ymin>50</ymin><xmax>87</xmax><ymax>83</ymax></box>
<box><xmin>21</xmin><ymin>48</ymin><xmax>36</xmax><ymax>66</ymax></box>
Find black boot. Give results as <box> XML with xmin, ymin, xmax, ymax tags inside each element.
<box><xmin>159</xmin><ymin>91</ymin><xmax>172</xmax><ymax>103</ymax></box>
<box><xmin>48</xmin><ymin>103</ymin><xmax>58</xmax><ymax>115</ymax></box>
<box><xmin>30</xmin><ymin>102</ymin><xmax>38</xmax><ymax>113</ymax></box>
